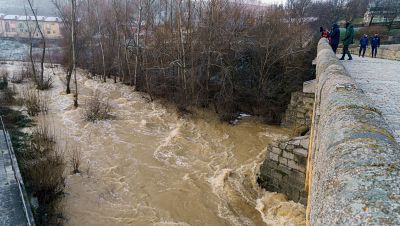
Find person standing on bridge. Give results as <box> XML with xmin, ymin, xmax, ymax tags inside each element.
<box><xmin>330</xmin><ymin>23</ymin><xmax>340</xmax><ymax>53</ymax></box>
<box><xmin>371</xmin><ymin>34</ymin><xmax>380</xmax><ymax>58</ymax></box>
<box><xmin>339</xmin><ymin>21</ymin><xmax>354</xmax><ymax>61</ymax></box>
<box><xmin>359</xmin><ymin>34</ymin><xmax>368</xmax><ymax>57</ymax></box>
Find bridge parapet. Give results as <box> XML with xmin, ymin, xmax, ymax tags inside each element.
<box><xmin>306</xmin><ymin>39</ymin><xmax>400</xmax><ymax>225</ymax></box>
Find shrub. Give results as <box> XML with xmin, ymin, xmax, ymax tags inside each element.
<box><xmin>35</xmin><ymin>76</ymin><xmax>54</xmax><ymax>90</ymax></box>
<box><xmin>0</xmin><ymin>69</ymin><xmax>9</xmax><ymax>90</ymax></box>
<box><xmin>11</xmin><ymin>74</ymin><xmax>25</xmax><ymax>84</ymax></box>
<box><xmin>10</xmin><ymin>68</ymin><xmax>30</xmax><ymax>84</ymax></box>
<box><xmin>21</xmin><ymin>122</ymin><xmax>66</xmax><ymax>224</ymax></box>
<box><xmin>24</xmin><ymin>149</ymin><xmax>65</xmax><ymax>204</ymax></box>
<box><xmin>22</xmin><ymin>88</ymin><xmax>49</xmax><ymax>116</ymax></box>
<box><xmin>84</xmin><ymin>92</ymin><xmax>112</xmax><ymax>122</ymax></box>
<box><xmin>0</xmin><ymin>85</ymin><xmax>16</xmax><ymax>105</ymax></box>
<box><xmin>70</xmin><ymin>148</ymin><xmax>82</xmax><ymax>174</ymax></box>
<box><xmin>21</xmin><ymin>65</ymin><xmax>53</xmax><ymax>90</ymax></box>
<box><xmin>29</xmin><ymin>124</ymin><xmax>56</xmax><ymax>156</ymax></box>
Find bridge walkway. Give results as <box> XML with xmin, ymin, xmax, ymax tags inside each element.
<box><xmin>341</xmin><ymin>56</ymin><xmax>400</xmax><ymax>143</ymax></box>
<box><xmin>0</xmin><ymin>117</ymin><xmax>34</xmax><ymax>226</ymax></box>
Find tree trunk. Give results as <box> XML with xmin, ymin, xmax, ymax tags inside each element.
<box><xmin>72</xmin><ymin>0</ymin><xmax>78</xmax><ymax>107</ymax></box>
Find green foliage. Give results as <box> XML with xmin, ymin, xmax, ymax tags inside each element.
<box><xmin>389</xmin><ymin>29</ymin><xmax>400</xmax><ymax>36</ymax></box>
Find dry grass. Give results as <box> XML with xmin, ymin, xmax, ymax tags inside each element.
<box><xmin>0</xmin><ymin>69</ymin><xmax>9</xmax><ymax>90</ymax></box>
<box><xmin>35</xmin><ymin>76</ymin><xmax>54</xmax><ymax>90</ymax></box>
<box><xmin>29</xmin><ymin>124</ymin><xmax>56</xmax><ymax>156</ymax></box>
<box><xmin>21</xmin><ymin>65</ymin><xmax>53</xmax><ymax>90</ymax></box>
<box><xmin>84</xmin><ymin>92</ymin><xmax>112</xmax><ymax>122</ymax></box>
<box><xmin>0</xmin><ymin>69</ymin><xmax>17</xmax><ymax>105</ymax></box>
<box><xmin>70</xmin><ymin>148</ymin><xmax>82</xmax><ymax>174</ymax></box>
<box><xmin>21</xmin><ymin>121</ymin><xmax>66</xmax><ymax>224</ymax></box>
<box><xmin>10</xmin><ymin>67</ymin><xmax>31</xmax><ymax>84</ymax></box>
<box><xmin>1</xmin><ymin>85</ymin><xmax>17</xmax><ymax>105</ymax></box>
<box><xmin>22</xmin><ymin>88</ymin><xmax>49</xmax><ymax>116</ymax></box>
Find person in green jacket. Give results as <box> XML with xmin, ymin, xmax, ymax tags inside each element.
<box><xmin>339</xmin><ymin>21</ymin><xmax>354</xmax><ymax>60</ymax></box>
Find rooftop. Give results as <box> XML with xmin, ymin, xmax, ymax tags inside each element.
<box><xmin>1</xmin><ymin>13</ymin><xmax>61</xmax><ymax>22</ymax></box>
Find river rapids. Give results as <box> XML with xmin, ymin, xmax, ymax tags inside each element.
<box><xmin>3</xmin><ymin>62</ymin><xmax>306</xmax><ymax>226</ymax></box>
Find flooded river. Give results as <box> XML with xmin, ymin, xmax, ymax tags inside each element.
<box><xmin>3</xmin><ymin>62</ymin><xmax>306</xmax><ymax>225</ymax></box>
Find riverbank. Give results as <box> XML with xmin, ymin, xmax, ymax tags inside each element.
<box><xmin>0</xmin><ymin>38</ymin><xmax>62</xmax><ymax>62</ymax></box>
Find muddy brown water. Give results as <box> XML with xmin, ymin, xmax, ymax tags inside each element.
<box><xmin>3</xmin><ymin>62</ymin><xmax>306</xmax><ymax>226</ymax></box>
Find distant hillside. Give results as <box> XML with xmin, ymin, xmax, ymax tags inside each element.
<box><xmin>0</xmin><ymin>0</ymin><xmax>56</xmax><ymax>16</ymax></box>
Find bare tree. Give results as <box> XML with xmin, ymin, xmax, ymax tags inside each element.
<box><xmin>71</xmin><ymin>0</ymin><xmax>78</xmax><ymax>107</ymax></box>
<box><xmin>26</xmin><ymin>0</ymin><xmax>47</xmax><ymax>90</ymax></box>
<box><xmin>56</xmin><ymin>0</ymin><xmax>316</xmax><ymax>123</ymax></box>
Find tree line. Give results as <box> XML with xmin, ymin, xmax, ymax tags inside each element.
<box><xmin>52</xmin><ymin>0</ymin><xmax>319</xmax><ymax>123</ymax></box>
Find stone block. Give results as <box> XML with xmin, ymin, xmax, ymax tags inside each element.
<box><xmin>269</xmin><ymin>152</ymin><xmax>279</xmax><ymax>162</ymax></box>
<box><xmin>286</xmin><ymin>144</ymin><xmax>295</xmax><ymax>150</ymax></box>
<box><xmin>271</xmin><ymin>147</ymin><xmax>282</xmax><ymax>155</ymax></box>
<box><xmin>279</xmin><ymin>157</ymin><xmax>288</xmax><ymax>166</ymax></box>
<box><xmin>293</xmin><ymin>148</ymin><xmax>308</xmax><ymax>157</ymax></box>
<box><xmin>271</xmin><ymin>170</ymin><xmax>283</xmax><ymax>180</ymax></box>
<box><xmin>303</xmin><ymin>97</ymin><xmax>315</xmax><ymax>104</ymax></box>
<box><xmin>297</xmin><ymin>108</ymin><xmax>307</xmax><ymax>113</ymax></box>
<box><xmin>276</xmin><ymin>164</ymin><xmax>291</xmax><ymax>175</ymax></box>
<box><xmin>288</xmin><ymin>160</ymin><xmax>297</xmax><ymax>169</ymax></box>
<box><xmin>265</xmin><ymin>160</ymin><xmax>278</xmax><ymax>169</ymax></box>
<box><xmin>290</xmin><ymin>188</ymin><xmax>300</xmax><ymax>202</ymax></box>
<box><xmin>297</xmin><ymin>164</ymin><xmax>306</xmax><ymax>173</ymax></box>
<box><xmin>279</xmin><ymin>142</ymin><xmax>287</xmax><ymax>149</ymax></box>
<box><xmin>288</xmin><ymin>139</ymin><xmax>301</xmax><ymax>146</ymax></box>
<box><xmin>294</xmin><ymin>154</ymin><xmax>307</xmax><ymax>166</ymax></box>
<box><xmin>282</xmin><ymin>151</ymin><xmax>294</xmax><ymax>160</ymax></box>
<box><xmin>300</xmin><ymin>138</ymin><xmax>309</xmax><ymax>149</ymax></box>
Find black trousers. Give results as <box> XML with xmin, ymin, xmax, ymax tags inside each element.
<box><xmin>331</xmin><ymin>44</ymin><xmax>338</xmax><ymax>54</ymax></box>
<box><xmin>359</xmin><ymin>46</ymin><xmax>366</xmax><ymax>57</ymax></box>
<box><xmin>372</xmin><ymin>46</ymin><xmax>378</xmax><ymax>58</ymax></box>
<box><xmin>341</xmin><ymin>45</ymin><xmax>352</xmax><ymax>59</ymax></box>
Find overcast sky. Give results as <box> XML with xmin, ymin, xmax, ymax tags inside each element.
<box><xmin>0</xmin><ymin>0</ymin><xmax>56</xmax><ymax>15</ymax></box>
<box><xmin>0</xmin><ymin>0</ymin><xmax>287</xmax><ymax>16</ymax></box>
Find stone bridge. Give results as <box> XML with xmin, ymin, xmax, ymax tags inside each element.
<box><xmin>258</xmin><ymin>39</ymin><xmax>400</xmax><ymax>225</ymax></box>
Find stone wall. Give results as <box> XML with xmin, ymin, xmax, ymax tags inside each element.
<box><xmin>307</xmin><ymin>38</ymin><xmax>400</xmax><ymax>225</ymax></box>
<box><xmin>281</xmin><ymin>91</ymin><xmax>314</xmax><ymax>130</ymax></box>
<box><xmin>258</xmin><ymin>135</ymin><xmax>309</xmax><ymax>205</ymax></box>
<box><xmin>343</xmin><ymin>44</ymin><xmax>400</xmax><ymax>61</ymax></box>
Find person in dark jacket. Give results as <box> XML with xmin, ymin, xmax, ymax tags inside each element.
<box><xmin>359</xmin><ymin>34</ymin><xmax>368</xmax><ymax>57</ymax></box>
<box><xmin>330</xmin><ymin>23</ymin><xmax>340</xmax><ymax>53</ymax></box>
<box><xmin>340</xmin><ymin>21</ymin><xmax>354</xmax><ymax>60</ymax></box>
<box><xmin>371</xmin><ymin>34</ymin><xmax>380</xmax><ymax>58</ymax></box>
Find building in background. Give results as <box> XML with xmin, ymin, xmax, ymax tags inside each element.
<box><xmin>0</xmin><ymin>14</ymin><xmax>62</xmax><ymax>39</ymax></box>
<box><xmin>363</xmin><ymin>1</ymin><xmax>400</xmax><ymax>25</ymax></box>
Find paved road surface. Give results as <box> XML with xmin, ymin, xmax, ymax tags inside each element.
<box><xmin>341</xmin><ymin>56</ymin><xmax>400</xmax><ymax>143</ymax></box>
<box><xmin>0</xmin><ymin>129</ymin><xmax>29</xmax><ymax>226</ymax></box>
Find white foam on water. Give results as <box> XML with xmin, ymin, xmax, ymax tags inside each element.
<box><xmin>256</xmin><ymin>192</ymin><xmax>306</xmax><ymax>226</ymax></box>
<box><xmin>3</xmin><ymin>62</ymin><xmax>306</xmax><ymax>225</ymax></box>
